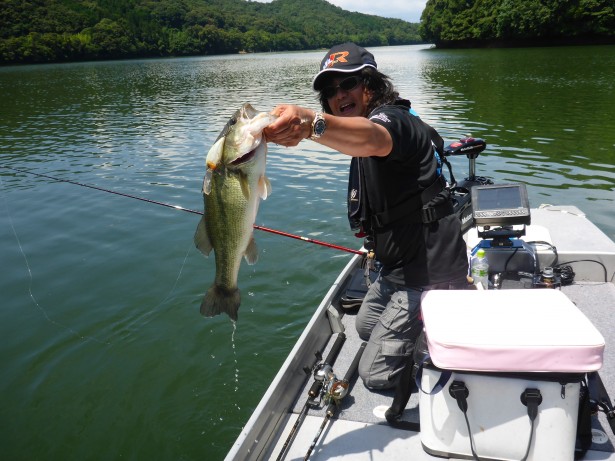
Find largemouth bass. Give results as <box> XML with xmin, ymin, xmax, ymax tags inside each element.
<box><xmin>194</xmin><ymin>103</ymin><xmax>275</xmax><ymax>321</ymax></box>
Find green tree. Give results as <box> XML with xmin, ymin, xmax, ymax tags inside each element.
<box><xmin>496</xmin><ymin>0</ymin><xmax>552</xmax><ymax>39</ymax></box>
<box><xmin>421</xmin><ymin>0</ymin><xmax>615</xmax><ymax>46</ymax></box>
<box><xmin>87</xmin><ymin>18</ymin><xmax>136</xmax><ymax>58</ymax></box>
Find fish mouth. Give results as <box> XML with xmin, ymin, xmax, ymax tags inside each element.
<box><xmin>230</xmin><ymin>148</ymin><xmax>257</xmax><ymax>166</ymax></box>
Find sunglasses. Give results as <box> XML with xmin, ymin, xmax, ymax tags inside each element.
<box><xmin>321</xmin><ymin>76</ymin><xmax>362</xmax><ymax>99</ymax></box>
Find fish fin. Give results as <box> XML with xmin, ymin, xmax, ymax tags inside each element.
<box><xmin>239</xmin><ymin>173</ymin><xmax>251</xmax><ymax>200</ymax></box>
<box><xmin>258</xmin><ymin>175</ymin><xmax>272</xmax><ymax>200</ymax></box>
<box><xmin>200</xmin><ymin>285</ymin><xmax>240</xmax><ymax>321</ymax></box>
<box><xmin>205</xmin><ymin>137</ymin><xmax>225</xmax><ymax>170</ymax></box>
<box><xmin>203</xmin><ymin>169</ymin><xmax>213</xmax><ymax>195</ymax></box>
<box><xmin>194</xmin><ymin>217</ymin><xmax>213</xmax><ymax>256</ymax></box>
<box><xmin>244</xmin><ymin>235</ymin><xmax>259</xmax><ymax>265</ymax></box>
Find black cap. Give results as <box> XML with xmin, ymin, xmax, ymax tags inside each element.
<box><xmin>312</xmin><ymin>43</ymin><xmax>377</xmax><ymax>91</ymax></box>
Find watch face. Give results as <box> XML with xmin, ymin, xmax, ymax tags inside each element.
<box><xmin>314</xmin><ymin>118</ymin><xmax>326</xmax><ymax>136</ymax></box>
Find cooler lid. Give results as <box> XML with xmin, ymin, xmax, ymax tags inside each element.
<box><xmin>420</xmin><ymin>289</ymin><xmax>604</xmax><ymax>373</ymax></box>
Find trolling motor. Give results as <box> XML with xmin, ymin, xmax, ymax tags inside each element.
<box><xmin>443</xmin><ymin>136</ymin><xmax>494</xmax><ymax>234</ymax></box>
<box><xmin>444</xmin><ymin>136</ymin><xmax>488</xmax><ymax>183</ymax></box>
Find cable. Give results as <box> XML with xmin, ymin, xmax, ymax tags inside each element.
<box><xmin>555</xmin><ymin>259</ymin><xmax>608</xmax><ymax>283</ymax></box>
<box><xmin>554</xmin><ymin>265</ymin><xmax>575</xmax><ymax>286</ymax></box>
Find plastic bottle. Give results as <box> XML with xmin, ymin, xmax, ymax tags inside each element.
<box><xmin>471</xmin><ymin>248</ymin><xmax>490</xmax><ymax>290</ymax></box>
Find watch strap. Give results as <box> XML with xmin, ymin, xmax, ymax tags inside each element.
<box><xmin>310</xmin><ymin>112</ymin><xmax>326</xmax><ymax>140</ymax></box>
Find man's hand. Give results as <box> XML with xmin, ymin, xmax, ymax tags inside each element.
<box><xmin>264</xmin><ymin>105</ymin><xmax>314</xmax><ymax>147</ymax></box>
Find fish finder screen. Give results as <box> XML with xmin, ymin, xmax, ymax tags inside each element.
<box><xmin>471</xmin><ymin>183</ymin><xmax>531</xmax><ymax>226</ymax></box>
<box><xmin>476</xmin><ymin>186</ymin><xmax>523</xmax><ymax>210</ymax></box>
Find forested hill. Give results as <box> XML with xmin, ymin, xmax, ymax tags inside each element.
<box><xmin>0</xmin><ymin>0</ymin><xmax>420</xmax><ymax>65</ymax></box>
<box><xmin>421</xmin><ymin>0</ymin><xmax>615</xmax><ymax>48</ymax></box>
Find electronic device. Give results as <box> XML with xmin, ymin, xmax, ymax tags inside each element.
<box><xmin>471</xmin><ymin>183</ymin><xmax>531</xmax><ymax>227</ymax></box>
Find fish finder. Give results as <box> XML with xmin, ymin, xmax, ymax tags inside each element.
<box><xmin>471</xmin><ymin>183</ymin><xmax>531</xmax><ymax>227</ymax></box>
<box><xmin>471</xmin><ymin>183</ymin><xmax>538</xmax><ymax>280</ymax></box>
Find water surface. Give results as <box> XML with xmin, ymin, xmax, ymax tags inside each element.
<box><xmin>1</xmin><ymin>44</ymin><xmax>614</xmax><ymax>460</ymax></box>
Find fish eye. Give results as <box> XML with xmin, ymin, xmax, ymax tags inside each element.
<box><xmin>229</xmin><ymin>117</ymin><xmax>237</xmax><ymax>126</ymax></box>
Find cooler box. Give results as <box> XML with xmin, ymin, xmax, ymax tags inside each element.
<box><xmin>418</xmin><ymin>289</ymin><xmax>605</xmax><ymax>461</ymax></box>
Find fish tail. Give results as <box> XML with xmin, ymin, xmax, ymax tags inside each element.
<box><xmin>200</xmin><ymin>284</ymin><xmax>241</xmax><ymax>321</ymax></box>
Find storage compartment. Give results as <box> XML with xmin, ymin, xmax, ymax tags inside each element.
<box><xmin>420</xmin><ymin>368</ymin><xmax>582</xmax><ymax>460</ymax></box>
<box><xmin>418</xmin><ymin>289</ymin><xmax>605</xmax><ymax>461</ymax></box>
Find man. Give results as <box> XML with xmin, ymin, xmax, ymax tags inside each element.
<box><xmin>265</xmin><ymin>43</ymin><xmax>468</xmax><ymax>390</ymax></box>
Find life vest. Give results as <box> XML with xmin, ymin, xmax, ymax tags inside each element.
<box><xmin>347</xmin><ymin>112</ymin><xmax>454</xmax><ymax>235</ymax></box>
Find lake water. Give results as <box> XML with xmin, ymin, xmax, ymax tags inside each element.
<box><xmin>1</xmin><ymin>44</ymin><xmax>614</xmax><ymax>461</ymax></box>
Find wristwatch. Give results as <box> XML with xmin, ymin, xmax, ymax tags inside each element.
<box><xmin>310</xmin><ymin>112</ymin><xmax>326</xmax><ymax>140</ymax></box>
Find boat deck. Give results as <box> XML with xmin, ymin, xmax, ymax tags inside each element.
<box><xmin>269</xmin><ymin>282</ymin><xmax>615</xmax><ymax>461</ymax></box>
<box><xmin>226</xmin><ymin>206</ymin><xmax>615</xmax><ymax>461</ymax></box>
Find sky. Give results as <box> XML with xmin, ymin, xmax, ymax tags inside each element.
<box><xmin>254</xmin><ymin>0</ymin><xmax>428</xmax><ymax>23</ymax></box>
<box><xmin>325</xmin><ymin>0</ymin><xmax>428</xmax><ymax>23</ymax></box>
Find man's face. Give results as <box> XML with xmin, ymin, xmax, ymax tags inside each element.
<box><xmin>322</xmin><ymin>74</ymin><xmax>372</xmax><ymax>117</ymax></box>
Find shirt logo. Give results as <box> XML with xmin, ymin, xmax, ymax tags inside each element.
<box><xmin>370</xmin><ymin>113</ymin><xmax>390</xmax><ymax>123</ymax></box>
<box><xmin>323</xmin><ymin>51</ymin><xmax>349</xmax><ymax>70</ymax></box>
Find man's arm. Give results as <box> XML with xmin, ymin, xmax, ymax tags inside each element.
<box><xmin>264</xmin><ymin>105</ymin><xmax>392</xmax><ymax>158</ymax></box>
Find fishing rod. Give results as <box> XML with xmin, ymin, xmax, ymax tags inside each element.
<box><xmin>304</xmin><ymin>342</ymin><xmax>366</xmax><ymax>461</ymax></box>
<box><xmin>276</xmin><ymin>332</ymin><xmax>347</xmax><ymax>461</ymax></box>
<box><xmin>1</xmin><ymin>165</ymin><xmax>365</xmax><ymax>256</ymax></box>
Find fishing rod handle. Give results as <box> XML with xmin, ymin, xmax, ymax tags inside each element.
<box><xmin>343</xmin><ymin>341</ymin><xmax>366</xmax><ymax>383</ymax></box>
<box><xmin>278</xmin><ymin>334</ymin><xmax>347</xmax><ymax>461</ymax></box>
<box><xmin>308</xmin><ymin>332</ymin><xmax>347</xmax><ymax>397</ymax></box>
<box><xmin>324</xmin><ymin>332</ymin><xmax>347</xmax><ymax>369</ymax></box>
<box><xmin>325</xmin><ymin>342</ymin><xmax>367</xmax><ymax>415</ymax></box>
<box><xmin>307</xmin><ymin>386</ymin><xmax>322</xmax><ymax>401</ymax></box>
<box><xmin>304</xmin><ymin>344</ymin><xmax>367</xmax><ymax>461</ymax></box>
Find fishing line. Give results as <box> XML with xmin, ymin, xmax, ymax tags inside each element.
<box><xmin>0</xmin><ymin>173</ymin><xmax>108</xmax><ymax>345</ymax></box>
<box><xmin>2</xmin><ymin>165</ymin><xmax>366</xmax><ymax>256</ymax></box>
<box><xmin>1</xmin><ymin>169</ymin><xmax>196</xmax><ymax>345</ymax></box>
<box><xmin>109</xmin><ymin>240</ymin><xmax>195</xmax><ymax>343</ymax></box>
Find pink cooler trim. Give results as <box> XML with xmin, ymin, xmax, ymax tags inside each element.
<box><xmin>420</xmin><ymin>289</ymin><xmax>604</xmax><ymax>373</ymax></box>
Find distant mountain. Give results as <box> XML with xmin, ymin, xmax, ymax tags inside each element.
<box><xmin>0</xmin><ymin>0</ymin><xmax>421</xmax><ymax>64</ymax></box>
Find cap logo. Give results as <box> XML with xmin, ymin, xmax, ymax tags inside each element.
<box><xmin>323</xmin><ymin>51</ymin><xmax>349</xmax><ymax>70</ymax></box>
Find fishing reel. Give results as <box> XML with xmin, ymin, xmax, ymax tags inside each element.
<box><xmin>304</xmin><ymin>349</ymin><xmax>334</xmax><ymax>384</ymax></box>
<box><xmin>313</xmin><ymin>363</ymin><xmax>334</xmax><ymax>386</ymax></box>
<box><xmin>304</xmin><ymin>352</ymin><xmax>336</xmax><ymax>404</ymax></box>
<box><xmin>323</xmin><ymin>375</ymin><xmax>350</xmax><ymax>405</ymax></box>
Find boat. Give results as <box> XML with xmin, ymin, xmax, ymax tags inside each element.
<box><xmin>225</xmin><ymin>141</ymin><xmax>615</xmax><ymax>461</ymax></box>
